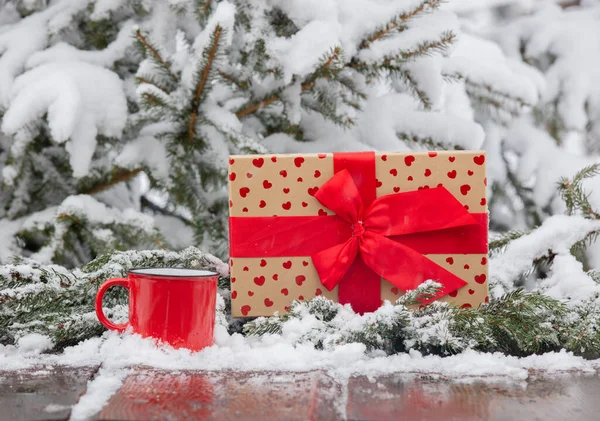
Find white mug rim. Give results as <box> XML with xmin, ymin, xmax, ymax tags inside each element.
<box><xmin>128</xmin><ymin>267</ymin><xmax>219</xmax><ymax>278</ymax></box>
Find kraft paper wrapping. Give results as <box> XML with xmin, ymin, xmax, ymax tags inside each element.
<box><xmin>228</xmin><ymin>151</ymin><xmax>488</xmax><ymax>317</ymax></box>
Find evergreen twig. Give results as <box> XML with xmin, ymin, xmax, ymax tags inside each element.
<box><xmin>359</xmin><ymin>0</ymin><xmax>442</xmax><ymax>50</ymax></box>
<box><xmin>558</xmin><ymin>164</ymin><xmax>600</xmax><ymax>219</ymax></box>
<box><xmin>134</xmin><ymin>29</ymin><xmax>179</xmax><ymax>83</ymax></box>
<box><xmin>189</xmin><ymin>25</ymin><xmax>223</xmax><ymax>142</ymax></box>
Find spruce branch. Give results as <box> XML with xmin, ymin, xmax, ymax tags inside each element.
<box><xmin>218</xmin><ymin>70</ymin><xmax>249</xmax><ymax>91</ymax></box>
<box><xmin>447</xmin><ymin>72</ymin><xmax>533</xmax><ymax>110</ymax></box>
<box><xmin>396</xmin><ymin>132</ymin><xmax>464</xmax><ymax>151</ymax></box>
<box><xmin>189</xmin><ymin>25</ymin><xmax>223</xmax><ymax>142</ymax></box>
<box><xmin>135</xmin><ymin>77</ymin><xmax>171</xmax><ymax>95</ymax></box>
<box><xmin>396</xmin><ymin>68</ymin><xmax>434</xmax><ymax>109</ymax></box>
<box><xmin>489</xmin><ymin>230</ymin><xmax>527</xmax><ymax>256</ymax></box>
<box><xmin>359</xmin><ymin>0</ymin><xmax>442</xmax><ymax>50</ymax></box>
<box><xmin>194</xmin><ymin>0</ymin><xmax>213</xmax><ymax>23</ymax></box>
<box><xmin>134</xmin><ymin>28</ymin><xmax>179</xmax><ymax>83</ymax></box>
<box><xmin>235</xmin><ymin>48</ymin><xmax>342</xmax><ymax>119</ymax></box>
<box><xmin>243</xmin><ymin>288</ymin><xmax>582</xmax><ymax>358</ymax></box>
<box><xmin>352</xmin><ymin>31</ymin><xmax>456</xmax><ymax>73</ymax></box>
<box><xmin>80</xmin><ymin>168</ymin><xmax>143</xmax><ymax>195</ymax></box>
<box><xmin>558</xmin><ymin>164</ymin><xmax>600</xmax><ymax>219</ymax></box>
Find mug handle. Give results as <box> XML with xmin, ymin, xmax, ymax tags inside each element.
<box><xmin>95</xmin><ymin>278</ymin><xmax>129</xmax><ymax>332</ymax></box>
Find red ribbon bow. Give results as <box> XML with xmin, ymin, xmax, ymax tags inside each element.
<box><xmin>229</xmin><ymin>151</ymin><xmax>487</xmax><ymax>314</ymax></box>
<box><xmin>312</xmin><ymin>169</ymin><xmax>477</xmax><ymax>298</ymax></box>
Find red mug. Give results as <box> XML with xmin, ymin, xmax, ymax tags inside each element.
<box><xmin>95</xmin><ymin>268</ymin><xmax>218</xmax><ymax>351</ymax></box>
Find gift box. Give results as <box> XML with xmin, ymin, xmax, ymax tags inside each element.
<box><xmin>228</xmin><ymin>151</ymin><xmax>488</xmax><ymax>317</ymax></box>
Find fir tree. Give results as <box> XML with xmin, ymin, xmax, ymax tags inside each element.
<box><xmin>1</xmin><ymin>0</ymin><xmax>600</xmax><ymax>358</ymax></box>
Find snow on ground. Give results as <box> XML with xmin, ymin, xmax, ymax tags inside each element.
<box><xmin>68</xmin><ymin>367</ymin><xmax>130</xmax><ymax>421</ymax></box>
<box><xmin>2</xmin><ymin>326</ymin><xmax>598</xmax><ymax>418</ymax></box>
<box><xmin>1</xmin><ymin>330</ymin><xmax>597</xmax><ymax>379</ymax></box>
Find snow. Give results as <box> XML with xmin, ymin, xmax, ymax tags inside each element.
<box><xmin>494</xmin><ymin>4</ymin><xmax>600</xmax><ymax>133</ymax></box>
<box><xmin>69</xmin><ymin>368</ymin><xmax>130</xmax><ymax>421</ymax></box>
<box><xmin>271</xmin><ymin>0</ymin><xmax>441</xmax><ymax>58</ymax></box>
<box><xmin>443</xmin><ymin>33</ymin><xmax>542</xmax><ymax>108</ymax></box>
<box><xmin>357</xmin><ymin>10</ymin><xmax>459</xmax><ymax>64</ymax></box>
<box><xmin>504</xmin><ymin>118</ymin><xmax>600</xmax><ymax>212</ymax></box>
<box><xmin>90</xmin><ymin>0</ymin><xmax>128</xmax><ymax>21</ymax></box>
<box><xmin>26</xmin><ymin>20</ymin><xmax>136</xmax><ymax>69</ymax></box>
<box><xmin>2</xmin><ymin>61</ymin><xmax>128</xmax><ymax>178</ymax></box>
<box><xmin>16</xmin><ymin>333</ymin><xmax>54</xmax><ymax>353</ymax></box>
<box><xmin>540</xmin><ymin>255</ymin><xmax>600</xmax><ymax>303</ymax></box>
<box><xmin>0</xmin><ymin>1</ymin><xmax>90</xmax><ymax>107</ymax></box>
<box><xmin>357</xmin><ymin>92</ymin><xmax>485</xmax><ymax>150</ymax></box>
<box><xmin>0</xmin><ymin>329</ymin><xmax>596</xmax><ymax>381</ymax></box>
<box><xmin>116</xmin><ymin>123</ymin><xmax>171</xmax><ymax>182</ymax></box>
<box><xmin>490</xmin><ymin>215</ymin><xmax>600</xmax><ymax>297</ymax></box>
<box><xmin>269</xmin><ymin>20</ymin><xmax>342</xmax><ymax>84</ymax></box>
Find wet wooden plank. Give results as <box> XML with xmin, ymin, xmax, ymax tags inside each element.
<box><xmin>345</xmin><ymin>373</ymin><xmax>600</xmax><ymax>421</ymax></box>
<box><xmin>0</xmin><ymin>365</ymin><xmax>99</xmax><ymax>421</ymax></box>
<box><xmin>97</xmin><ymin>370</ymin><xmax>338</xmax><ymax>421</ymax></box>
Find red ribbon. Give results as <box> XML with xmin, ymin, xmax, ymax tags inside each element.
<box><xmin>229</xmin><ymin>152</ymin><xmax>487</xmax><ymax>314</ymax></box>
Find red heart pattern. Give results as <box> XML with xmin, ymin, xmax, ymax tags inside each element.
<box><xmin>229</xmin><ymin>152</ymin><xmax>487</xmax><ymax>316</ymax></box>
<box><xmin>229</xmin><ymin>254</ymin><xmax>487</xmax><ymax>316</ymax></box>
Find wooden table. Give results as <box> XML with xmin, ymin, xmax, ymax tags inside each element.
<box><xmin>2</xmin><ymin>367</ymin><xmax>600</xmax><ymax>421</ymax></box>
